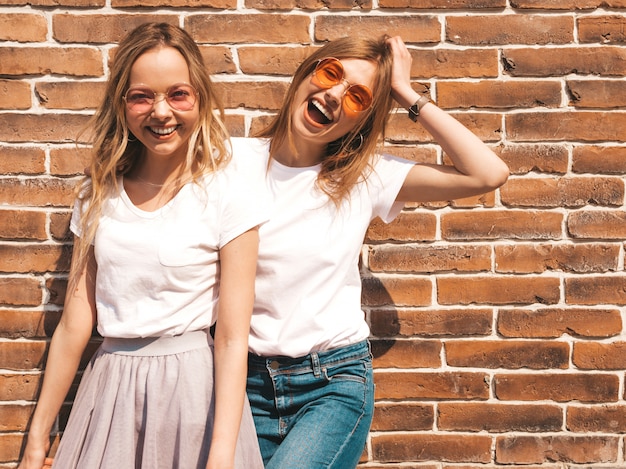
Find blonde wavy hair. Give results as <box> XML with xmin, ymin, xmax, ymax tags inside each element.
<box><xmin>256</xmin><ymin>36</ymin><xmax>395</xmax><ymax>205</ymax></box>
<box><xmin>69</xmin><ymin>22</ymin><xmax>229</xmax><ymax>291</ymax></box>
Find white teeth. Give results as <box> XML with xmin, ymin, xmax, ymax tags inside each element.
<box><xmin>150</xmin><ymin>126</ymin><xmax>176</xmax><ymax>135</ymax></box>
<box><xmin>312</xmin><ymin>100</ymin><xmax>333</xmax><ymax>122</ymax></box>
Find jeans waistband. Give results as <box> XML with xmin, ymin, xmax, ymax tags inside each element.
<box><xmin>248</xmin><ymin>340</ymin><xmax>371</xmax><ymax>376</ymax></box>
<box><xmin>102</xmin><ymin>330</ymin><xmax>210</xmax><ymax>356</ymax></box>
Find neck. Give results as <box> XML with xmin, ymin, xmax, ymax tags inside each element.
<box><xmin>272</xmin><ymin>138</ymin><xmax>324</xmax><ymax>168</ymax></box>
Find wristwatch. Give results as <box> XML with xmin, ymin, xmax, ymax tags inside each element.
<box><xmin>407</xmin><ymin>95</ymin><xmax>431</xmax><ymax>122</ymax></box>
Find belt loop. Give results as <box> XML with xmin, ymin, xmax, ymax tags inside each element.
<box><xmin>311</xmin><ymin>352</ymin><xmax>321</xmax><ymax>378</ymax></box>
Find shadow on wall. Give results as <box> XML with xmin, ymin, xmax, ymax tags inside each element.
<box><xmin>362</xmin><ymin>275</ymin><xmax>398</xmax><ymax>360</ymax></box>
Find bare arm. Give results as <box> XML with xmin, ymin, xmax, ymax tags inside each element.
<box><xmin>19</xmin><ymin>242</ymin><xmax>97</xmax><ymax>469</ymax></box>
<box><xmin>206</xmin><ymin>228</ymin><xmax>259</xmax><ymax>469</ymax></box>
<box><xmin>386</xmin><ymin>36</ymin><xmax>510</xmax><ymax>203</ymax></box>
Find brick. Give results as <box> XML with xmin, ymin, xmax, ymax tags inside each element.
<box><xmin>498</xmin><ymin>308</ymin><xmax>622</xmax><ymax>338</ymax></box>
<box><xmin>502</xmin><ymin>46</ymin><xmax>626</xmax><ymax>77</ymax></box>
<box><xmin>371</xmin><ymin>339</ymin><xmax>441</xmax><ymax>368</ymax></box>
<box><xmin>315</xmin><ymin>15</ymin><xmax>441</xmax><ymax>44</ymax></box>
<box><xmin>446</xmin><ymin>15</ymin><xmax>573</xmax><ymax>45</ymax></box>
<box><xmin>511</xmin><ymin>0</ymin><xmax>626</xmax><ymax>8</ymax></box>
<box><xmin>0</xmin><ymin>277</ymin><xmax>42</xmax><ymax>307</ymax></box>
<box><xmin>368</xmin><ymin>245</ymin><xmax>491</xmax><ymax>274</ymax></box>
<box><xmin>215</xmin><ymin>81</ymin><xmax>289</xmax><ymax>112</ymax></box>
<box><xmin>506</xmin><ymin>111</ymin><xmax>626</xmax><ymax>142</ymax></box>
<box><xmin>46</xmin><ymin>276</ymin><xmax>68</xmax><ymax>307</ymax></box>
<box><xmin>568</xmin><ymin>210</ymin><xmax>626</xmax><ymax>239</ymax></box>
<box><xmin>441</xmin><ymin>211</ymin><xmax>563</xmax><ymax>240</ymax></box>
<box><xmin>0</xmin><ymin>310</ymin><xmax>59</xmax><ymax>339</ymax></box>
<box><xmin>573</xmin><ymin>342</ymin><xmax>626</xmax><ymax>370</ymax></box>
<box><xmin>501</xmin><ymin>177</ymin><xmax>624</xmax><ymax>208</ymax></box>
<box><xmin>237</xmin><ymin>46</ymin><xmax>316</xmax><ymax>75</ymax></box>
<box><xmin>567</xmin><ymin>79</ymin><xmax>626</xmax><ymax>108</ymax></box>
<box><xmin>114</xmin><ymin>0</ymin><xmax>234</xmax><ymax>7</ymax></box>
<box><xmin>494</xmin><ymin>373</ymin><xmax>619</xmax><ymax>402</ymax></box>
<box><xmin>0</xmin><ymin>404</ymin><xmax>35</xmax><ymax>431</ymax></box>
<box><xmin>0</xmin><ymin>114</ymin><xmax>93</xmax><ymax>144</ymax></box>
<box><xmin>496</xmin><ymin>144</ymin><xmax>569</xmax><ymax>175</ymax></box>
<box><xmin>49</xmin><ymin>211</ymin><xmax>72</xmax><ymax>241</ymax></box>
<box><xmin>371</xmin><ymin>403</ymin><xmax>433</xmax><ymax>431</ymax></box>
<box><xmin>362</xmin><ymin>275</ymin><xmax>432</xmax><ymax>307</ymax></box>
<box><xmin>495</xmin><ymin>435</ymin><xmax>619</xmax><ymax>464</ymax></box>
<box><xmin>438</xmin><ymin>276</ymin><xmax>560</xmax><ymax>305</ymax></box>
<box><xmin>412</xmin><ymin>49</ymin><xmax>499</xmax><ymax>79</ymax></box>
<box><xmin>366</xmin><ymin>212</ymin><xmax>437</xmax><ymax>242</ymax></box>
<box><xmin>36</xmin><ymin>81</ymin><xmax>106</xmax><ymax>110</ymax></box>
<box><xmin>0</xmin><ymin>47</ymin><xmax>103</xmax><ymax>77</ymax></box>
<box><xmin>372</xmin><ymin>433</ymin><xmax>491</xmax><ymax>463</ymax></box>
<box><xmin>375</xmin><ymin>372</ymin><xmax>489</xmax><ymax>400</ymax></box>
<box><xmin>440</xmin><ymin>466</ymin><xmax>561</xmax><ymax>469</ymax></box>
<box><xmin>437</xmin><ymin>80</ymin><xmax>561</xmax><ymax>109</ymax></box>
<box><xmin>388</xmin><ymin>112</ymin><xmax>501</xmax><ymax>144</ymax></box>
<box><xmin>572</xmin><ymin>145</ymin><xmax>626</xmax><ymax>174</ymax></box>
<box><xmin>224</xmin><ymin>114</ymin><xmax>246</xmax><ymax>138</ymax></box>
<box><xmin>495</xmin><ymin>243</ymin><xmax>620</xmax><ymax>274</ymax></box>
<box><xmin>50</xmin><ymin>147</ymin><xmax>91</xmax><ymax>177</ymax></box>
<box><xmin>0</xmin><ymin>341</ymin><xmax>47</xmax><ymax>371</ymax></box>
<box><xmin>0</xmin><ymin>434</ymin><xmax>27</xmax><ymax>461</ymax></box>
<box><xmin>52</xmin><ymin>14</ymin><xmax>177</xmax><ymax>43</ymax></box>
<box><xmin>446</xmin><ymin>340</ymin><xmax>569</xmax><ymax>369</ymax></box>
<box><xmin>0</xmin><ymin>244</ymin><xmax>71</xmax><ymax>274</ymax></box>
<box><xmin>566</xmin><ymin>275</ymin><xmax>626</xmax><ymax>305</ymax></box>
<box><xmin>578</xmin><ymin>15</ymin><xmax>626</xmax><ymax>44</ymax></box>
<box><xmin>0</xmin><ymin>209</ymin><xmax>47</xmax><ymax>240</ymax></box>
<box><xmin>0</xmin><ymin>13</ymin><xmax>47</xmax><ymax>42</ymax></box>
<box><xmin>7</xmin><ymin>0</ymin><xmax>103</xmax><ymax>6</ymax></box>
<box><xmin>369</xmin><ymin>308</ymin><xmax>493</xmax><ymax>337</ymax></box>
<box><xmin>381</xmin><ymin>0</ymin><xmax>505</xmax><ymax>7</ymax></box>
<box><xmin>0</xmin><ymin>374</ymin><xmax>42</xmax><ymax>401</ymax></box>
<box><xmin>0</xmin><ymin>79</ymin><xmax>31</xmax><ymax>110</ymax></box>
<box><xmin>186</xmin><ymin>14</ymin><xmax>311</xmax><ymax>44</ymax></box>
<box><xmin>0</xmin><ymin>146</ymin><xmax>45</xmax><ymax>174</ymax></box>
<box><xmin>381</xmin><ymin>145</ymin><xmax>438</xmax><ymax>168</ymax></box>
<box><xmin>199</xmin><ymin>46</ymin><xmax>236</xmax><ymax>74</ymax></box>
<box><xmin>568</xmin><ymin>405</ymin><xmax>626</xmax><ymax>432</ymax></box>
<box><xmin>248</xmin><ymin>0</ymin><xmax>371</xmax><ymax>9</ymax></box>
<box><xmin>0</xmin><ymin>177</ymin><xmax>78</xmax><ymax>207</ymax></box>
<box><xmin>438</xmin><ymin>403</ymin><xmax>562</xmax><ymax>432</ymax></box>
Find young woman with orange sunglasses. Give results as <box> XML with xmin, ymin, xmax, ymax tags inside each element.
<box><xmin>231</xmin><ymin>35</ymin><xmax>509</xmax><ymax>468</ymax></box>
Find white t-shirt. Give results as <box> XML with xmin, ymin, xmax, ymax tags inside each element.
<box><xmin>230</xmin><ymin>137</ymin><xmax>415</xmax><ymax>357</ymax></box>
<box><xmin>71</xmin><ymin>167</ymin><xmax>269</xmax><ymax>339</ymax></box>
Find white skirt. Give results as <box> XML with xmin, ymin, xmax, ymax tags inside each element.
<box><xmin>51</xmin><ymin>330</ymin><xmax>263</xmax><ymax>469</ymax></box>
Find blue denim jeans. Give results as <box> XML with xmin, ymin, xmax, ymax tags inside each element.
<box><xmin>247</xmin><ymin>340</ymin><xmax>375</xmax><ymax>469</ymax></box>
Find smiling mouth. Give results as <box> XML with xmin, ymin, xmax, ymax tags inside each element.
<box><xmin>149</xmin><ymin>126</ymin><xmax>178</xmax><ymax>136</ymax></box>
<box><xmin>308</xmin><ymin>100</ymin><xmax>333</xmax><ymax>125</ymax></box>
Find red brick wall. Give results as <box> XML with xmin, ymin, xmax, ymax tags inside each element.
<box><xmin>1</xmin><ymin>1</ymin><xmax>626</xmax><ymax>467</ymax></box>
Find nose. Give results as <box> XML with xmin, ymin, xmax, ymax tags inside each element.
<box><xmin>151</xmin><ymin>94</ymin><xmax>172</xmax><ymax>118</ymax></box>
<box><xmin>324</xmin><ymin>82</ymin><xmax>349</xmax><ymax>107</ymax></box>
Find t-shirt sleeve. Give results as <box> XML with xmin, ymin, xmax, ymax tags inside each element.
<box><xmin>217</xmin><ymin>166</ymin><xmax>271</xmax><ymax>248</ymax></box>
<box><xmin>69</xmin><ymin>179</ymin><xmax>92</xmax><ymax>239</ymax></box>
<box><xmin>369</xmin><ymin>153</ymin><xmax>416</xmax><ymax>223</ymax></box>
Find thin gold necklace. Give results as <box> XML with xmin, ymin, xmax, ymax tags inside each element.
<box><xmin>135</xmin><ymin>175</ymin><xmax>170</xmax><ymax>187</ymax></box>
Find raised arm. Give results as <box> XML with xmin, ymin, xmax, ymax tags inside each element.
<box><xmin>386</xmin><ymin>36</ymin><xmax>509</xmax><ymax>203</ymax></box>
<box><xmin>19</xmin><ymin>242</ymin><xmax>97</xmax><ymax>469</ymax></box>
<box><xmin>206</xmin><ymin>227</ymin><xmax>260</xmax><ymax>469</ymax></box>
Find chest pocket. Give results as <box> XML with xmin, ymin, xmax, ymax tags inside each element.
<box><xmin>157</xmin><ymin>222</ymin><xmax>215</xmax><ymax>267</ymax></box>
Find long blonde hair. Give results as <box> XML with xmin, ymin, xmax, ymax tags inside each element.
<box><xmin>257</xmin><ymin>36</ymin><xmax>394</xmax><ymax>205</ymax></box>
<box><xmin>69</xmin><ymin>22</ymin><xmax>229</xmax><ymax>291</ymax></box>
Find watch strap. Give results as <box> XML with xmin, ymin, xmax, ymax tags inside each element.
<box><xmin>407</xmin><ymin>95</ymin><xmax>431</xmax><ymax>122</ymax></box>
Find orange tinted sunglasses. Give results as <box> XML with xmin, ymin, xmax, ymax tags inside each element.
<box><xmin>312</xmin><ymin>58</ymin><xmax>373</xmax><ymax>116</ymax></box>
